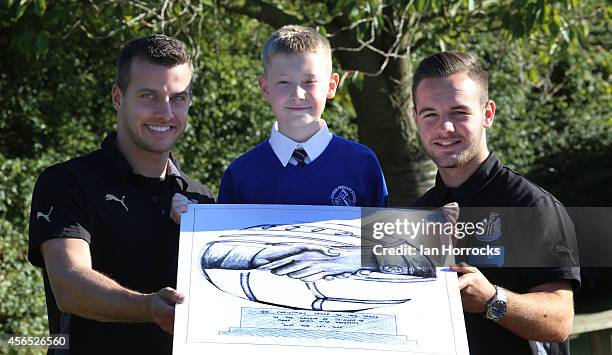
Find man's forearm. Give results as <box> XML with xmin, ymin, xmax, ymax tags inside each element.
<box><xmin>497</xmin><ymin>285</ymin><xmax>574</xmax><ymax>342</ymax></box>
<box><xmin>454</xmin><ymin>265</ymin><xmax>574</xmax><ymax>343</ymax></box>
<box><xmin>48</xmin><ymin>264</ymin><xmax>153</xmax><ymax>323</ymax></box>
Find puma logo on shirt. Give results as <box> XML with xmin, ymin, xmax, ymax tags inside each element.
<box><xmin>105</xmin><ymin>194</ymin><xmax>129</xmax><ymax>212</ymax></box>
<box><xmin>37</xmin><ymin>206</ymin><xmax>54</xmax><ymax>223</ymax></box>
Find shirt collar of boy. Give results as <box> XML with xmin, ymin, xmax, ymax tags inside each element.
<box><xmin>269</xmin><ymin>120</ymin><xmax>333</xmax><ymax>167</ymax></box>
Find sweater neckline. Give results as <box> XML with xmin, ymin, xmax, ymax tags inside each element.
<box><xmin>265</xmin><ymin>135</ymin><xmax>342</xmax><ymax>179</ymax></box>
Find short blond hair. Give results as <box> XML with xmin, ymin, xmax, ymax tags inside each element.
<box><xmin>262</xmin><ymin>25</ymin><xmax>332</xmax><ymax>75</ymax></box>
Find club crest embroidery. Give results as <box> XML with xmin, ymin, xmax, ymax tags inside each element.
<box><xmin>330</xmin><ymin>185</ymin><xmax>357</xmax><ymax>206</ymax></box>
<box><xmin>476</xmin><ymin>212</ymin><xmax>502</xmax><ymax>241</ymax></box>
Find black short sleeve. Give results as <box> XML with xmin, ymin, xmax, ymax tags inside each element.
<box><xmin>519</xmin><ymin>267</ymin><xmax>581</xmax><ymax>292</ymax></box>
<box><xmin>524</xmin><ymin>196</ymin><xmax>581</xmax><ymax>290</ymax></box>
<box><xmin>28</xmin><ymin>165</ymin><xmax>92</xmax><ymax>267</ymax></box>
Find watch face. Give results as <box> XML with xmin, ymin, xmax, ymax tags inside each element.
<box><xmin>490</xmin><ymin>299</ymin><xmax>507</xmax><ymax>320</ymax></box>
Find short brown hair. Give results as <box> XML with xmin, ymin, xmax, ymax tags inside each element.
<box><xmin>116</xmin><ymin>34</ymin><xmax>192</xmax><ymax>92</ymax></box>
<box><xmin>412</xmin><ymin>51</ymin><xmax>488</xmax><ymax>108</ymax></box>
<box><xmin>262</xmin><ymin>25</ymin><xmax>331</xmax><ymax>75</ymax></box>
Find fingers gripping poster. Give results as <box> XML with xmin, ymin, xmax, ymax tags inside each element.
<box><xmin>174</xmin><ymin>204</ymin><xmax>468</xmax><ymax>355</ymax></box>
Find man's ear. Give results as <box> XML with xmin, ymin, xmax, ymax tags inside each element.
<box><xmin>111</xmin><ymin>84</ymin><xmax>123</xmax><ymax>111</ymax></box>
<box><xmin>257</xmin><ymin>76</ymin><xmax>269</xmax><ymax>100</ymax></box>
<box><xmin>412</xmin><ymin>107</ymin><xmax>418</xmax><ymax>125</ymax></box>
<box><xmin>483</xmin><ymin>99</ymin><xmax>495</xmax><ymax>128</ymax></box>
<box><xmin>327</xmin><ymin>73</ymin><xmax>340</xmax><ymax>99</ymax></box>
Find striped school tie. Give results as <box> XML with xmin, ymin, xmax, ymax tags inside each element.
<box><xmin>291</xmin><ymin>147</ymin><xmax>308</xmax><ymax>167</ymax></box>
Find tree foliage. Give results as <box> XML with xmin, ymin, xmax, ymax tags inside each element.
<box><xmin>0</xmin><ymin>1</ymin><xmax>356</xmax><ymax>345</ymax></box>
<box><xmin>219</xmin><ymin>0</ymin><xmax>611</xmax><ymax>203</ymax></box>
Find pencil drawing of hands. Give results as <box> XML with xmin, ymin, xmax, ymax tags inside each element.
<box><xmin>257</xmin><ymin>244</ymin><xmax>365</xmax><ymax>282</ymax></box>
<box><xmin>200</xmin><ymin>223</ymin><xmax>436</xmax><ymax>311</ymax></box>
<box><xmin>202</xmin><ymin>241</ymin><xmax>366</xmax><ymax>282</ymax></box>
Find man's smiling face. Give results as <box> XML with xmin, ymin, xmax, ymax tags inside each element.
<box><xmin>412</xmin><ymin>72</ymin><xmax>494</xmax><ymax>170</ymax></box>
<box><xmin>113</xmin><ymin>57</ymin><xmax>192</xmax><ymax>157</ymax></box>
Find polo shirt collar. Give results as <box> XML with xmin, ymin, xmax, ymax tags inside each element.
<box><xmin>433</xmin><ymin>152</ymin><xmax>502</xmax><ymax>205</ymax></box>
<box><xmin>166</xmin><ymin>159</ymin><xmax>181</xmax><ymax>177</ymax></box>
<box><xmin>101</xmin><ymin>132</ymin><xmax>181</xmax><ymax>178</ymax></box>
<box><xmin>268</xmin><ymin>120</ymin><xmax>333</xmax><ymax>167</ymax></box>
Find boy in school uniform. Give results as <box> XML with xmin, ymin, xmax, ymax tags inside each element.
<box><xmin>170</xmin><ymin>26</ymin><xmax>444</xmax><ymax>282</ymax></box>
<box><xmin>216</xmin><ymin>25</ymin><xmax>388</xmax><ymax>207</ymax></box>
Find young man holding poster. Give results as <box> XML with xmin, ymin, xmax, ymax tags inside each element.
<box><xmin>28</xmin><ymin>35</ymin><xmax>214</xmax><ymax>354</ymax></box>
<box><xmin>410</xmin><ymin>51</ymin><xmax>580</xmax><ymax>355</ymax></box>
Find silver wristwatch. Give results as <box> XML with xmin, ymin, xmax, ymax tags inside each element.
<box><xmin>485</xmin><ymin>285</ymin><xmax>507</xmax><ymax>322</ymax></box>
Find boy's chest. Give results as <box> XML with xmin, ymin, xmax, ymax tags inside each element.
<box><xmin>243</xmin><ymin>174</ymin><xmax>368</xmax><ymax>206</ymax></box>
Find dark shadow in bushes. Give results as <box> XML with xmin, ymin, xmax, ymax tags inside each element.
<box><xmin>527</xmin><ymin>138</ymin><xmax>612</xmax><ymax>313</ymax></box>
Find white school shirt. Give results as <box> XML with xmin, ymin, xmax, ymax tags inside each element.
<box><xmin>268</xmin><ymin>121</ymin><xmax>333</xmax><ymax>167</ymax></box>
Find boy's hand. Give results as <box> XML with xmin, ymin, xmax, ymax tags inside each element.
<box><xmin>440</xmin><ymin>202</ymin><xmax>460</xmax><ymax>239</ymax></box>
<box><xmin>171</xmin><ymin>193</ymin><xmax>190</xmax><ymax>225</ymax></box>
<box><xmin>441</xmin><ymin>202</ymin><xmax>459</xmax><ymax>224</ymax></box>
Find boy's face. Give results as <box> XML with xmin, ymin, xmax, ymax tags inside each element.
<box><xmin>259</xmin><ymin>52</ymin><xmax>339</xmax><ymax>131</ymax></box>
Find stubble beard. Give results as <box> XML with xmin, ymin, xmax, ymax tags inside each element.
<box><xmin>131</xmin><ymin>129</ymin><xmax>179</xmax><ymax>154</ymax></box>
<box><xmin>120</xmin><ymin>111</ymin><xmax>181</xmax><ymax>155</ymax></box>
<box><xmin>423</xmin><ymin>128</ymin><xmax>484</xmax><ymax>170</ymax></box>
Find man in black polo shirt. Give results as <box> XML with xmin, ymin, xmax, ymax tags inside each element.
<box><xmin>410</xmin><ymin>51</ymin><xmax>580</xmax><ymax>354</ymax></box>
<box><xmin>28</xmin><ymin>35</ymin><xmax>214</xmax><ymax>354</ymax></box>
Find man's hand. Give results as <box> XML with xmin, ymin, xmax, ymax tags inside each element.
<box><xmin>452</xmin><ymin>263</ymin><xmax>496</xmax><ymax>313</ymax></box>
<box><xmin>149</xmin><ymin>287</ymin><xmax>185</xmax><ymax>334</ymax></box>
<box><xmin>171</xmin><ymin>193</ymin><xmax>191</xmax><ymax>225</ymax></box>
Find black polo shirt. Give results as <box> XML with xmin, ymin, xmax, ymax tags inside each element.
<box><xmin>28</xmin><ymin>133</ymin><xmax>214</xmax><ymax>355</ymax></box>
<box><xmin>411</xmin><ymin>152</ymin><xmax>580</xmax><ymax>355</ymax></box>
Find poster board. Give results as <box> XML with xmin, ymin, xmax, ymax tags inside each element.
<box><xmin>174</xmin><ymin>204</ymin><xmax>468</xmax><ymax>355</ymax></box>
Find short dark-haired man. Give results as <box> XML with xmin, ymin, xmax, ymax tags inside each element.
<box><xmin>410</xmin><ymin>51</ymin><xmax>580</xmax><ymax>354</ymax></box>
<box><xmin>28</xmin><ymin>34</ymin><xmax>214</xmax><ymax>354</ymax></box>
